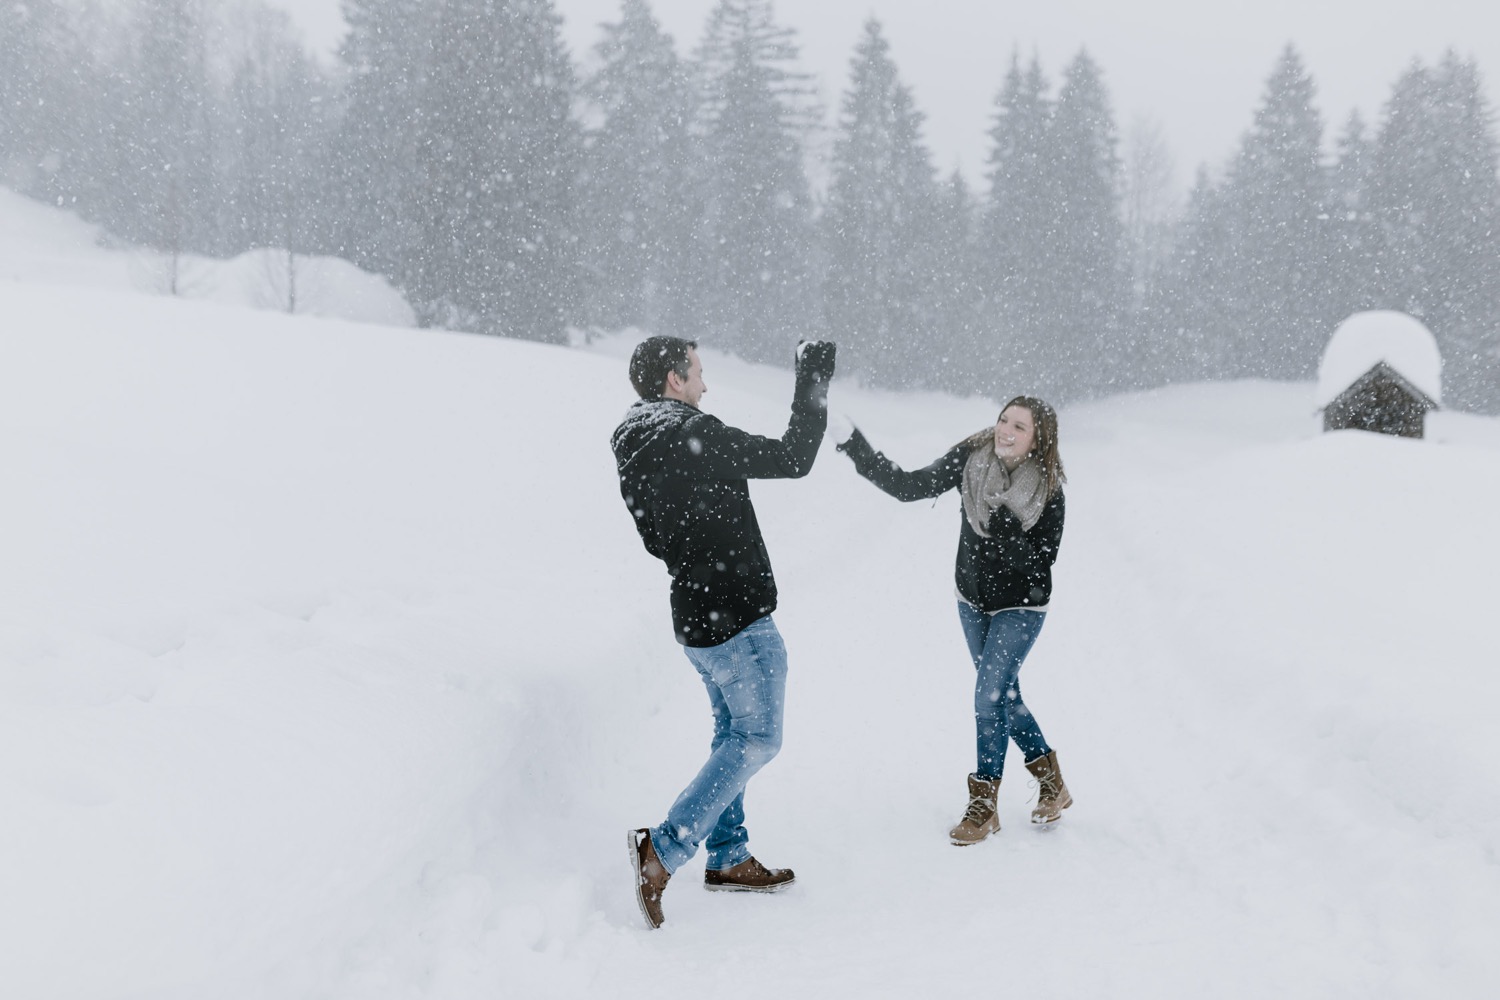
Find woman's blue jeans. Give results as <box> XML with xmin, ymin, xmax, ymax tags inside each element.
<box><xmin>957</xmin><ymin>603</ymin><xmax>1051</xmax><ymax>781</ymax></box>
<box><xmin>650</xmin><ymin>615</ymin><xmax>787</xmax><ymax>875</ymax></box>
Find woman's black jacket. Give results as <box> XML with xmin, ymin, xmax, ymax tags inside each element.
<box><xmin>839</xmin><ymin>430</ymin><xmax>1064</xmax><ymax>611</ymax></box>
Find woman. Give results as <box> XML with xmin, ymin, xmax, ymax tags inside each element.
<box><xmin>836</xmin><ymin>397</ymin><xmax>1072</xmax><ymax>844</ymax></box>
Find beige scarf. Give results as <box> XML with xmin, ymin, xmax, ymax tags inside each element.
<box><xmin>961</xmin><ymin>444</ymin><xmax>1048</xmax><ymax>536</ymax></box>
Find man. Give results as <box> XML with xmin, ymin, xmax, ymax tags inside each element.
<box><xmin>610</xmin><ymin>335</ymin><xmax>836</xmax><ymax>930</ymax></box>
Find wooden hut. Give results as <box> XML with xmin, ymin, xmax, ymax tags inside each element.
<box><xmin>1315</xmin><ymin>312</ymin><xmax>1441</xmax><ymax>439</ymax></box>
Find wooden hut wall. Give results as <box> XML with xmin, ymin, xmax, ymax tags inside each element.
<box><xmin>1323</xmin><ymin>370</ymin><xmax>1429</xmax><ymax>438</ymax></box>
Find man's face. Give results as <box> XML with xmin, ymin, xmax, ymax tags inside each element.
<box><xmin>665</xmin><ymin>348</ymin><xmax>706</xmax><ymax>408</ymax></box>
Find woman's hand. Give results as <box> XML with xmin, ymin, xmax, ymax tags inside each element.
<box><xmin>835</xmin><ymin>425</ymin><xmax>868</xmax><ymax>455</ymax></box>
<box><xmin>826</xmin><ymin>412</ymin><xmax>857</xmax><ymax>448</ymax></box>
<box><xmin>987</xmin><ymin>504</ymin><xmax>1024</xmax><ymax>537</ymax></box>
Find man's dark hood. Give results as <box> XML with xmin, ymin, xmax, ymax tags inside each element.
<box><xmin>610</xmin><ymin>397</ymin><xmax>699</xmax><ymax>477</ymax></box>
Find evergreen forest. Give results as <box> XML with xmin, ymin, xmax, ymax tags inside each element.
<box><xmin>4</xmin><ymin>0</ymin><xmax>1498</xmax><ymax>410</ymax></box>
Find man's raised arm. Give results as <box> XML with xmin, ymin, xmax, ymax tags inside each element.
<box><xmin>685</xmin><ymin>340</ymin><xmax>836</xmax><ymax>480</ymax></box>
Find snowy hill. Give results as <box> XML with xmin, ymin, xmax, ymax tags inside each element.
<box><xmin>2</xmin><ymin>196</ymin><xmax>1500</xmax><ymax>999</ymax></box>
<box><xmin>0</xmin><ymin>187</ymin><xmax>414</xmax><ymax>327</ymax></box>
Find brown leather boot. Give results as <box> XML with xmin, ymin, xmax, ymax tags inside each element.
<box><xmin>1025</xmin><ymin>750</ymin><xmax>1073</xmax><ymax>825</ymax></box>
<box><xmin>949</xmin><ymin>774</ymin><xmax>1000</xmax><ymax>845</ymax></box>
<box><xmin>703</xmin><ymin>856</ymin><xmax>796</xmax><ymax>892</ymax></box>
<box><xmin>628</xmin><ymin>828</ymin><xmax>671</xmax><ymax>929</ymax></box>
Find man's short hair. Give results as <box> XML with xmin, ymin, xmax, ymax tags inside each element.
<box><xmin>629</xmin><ymin>336</ymin><xmax>698</xmax><ymax>399</ymax></box>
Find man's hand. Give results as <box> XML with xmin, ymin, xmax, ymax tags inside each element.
<box><xmin>795</xmin><ymin>340</ymin><xmax>837</xmax><ymax>382</ymax></box>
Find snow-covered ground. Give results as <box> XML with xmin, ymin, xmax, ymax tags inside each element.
<box><xmin>3</xmin><ymin>191</ymin><xmax>1499</xmax><ymax>998</ymax></box>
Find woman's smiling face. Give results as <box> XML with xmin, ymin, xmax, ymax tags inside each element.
<box><xmin>993</xmin><ymin>405</ymin><xmax>1036</xmax><ymax>465</ymax></box>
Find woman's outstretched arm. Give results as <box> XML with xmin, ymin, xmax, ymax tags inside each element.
<box><xmin>837</xmin><ymin>429</ymin><xmax>970</xmax><ymax>502</ymax></box>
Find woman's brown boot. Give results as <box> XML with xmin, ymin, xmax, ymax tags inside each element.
<box><xmin>949</xmin><ymin>774</ymin><xmax>1001</xmax><ymax>845</ymax></box>
<box><xmin>1025</xmin><ymin>750</ymin><xmax>1073</xmax><ymax>825</ymax></box>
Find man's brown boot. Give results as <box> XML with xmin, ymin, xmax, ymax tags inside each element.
<box><xmin>703</xmin><ymin>856</ymin><xmax>795</xmax><ymax>892</ymax></box>
<box><xmin>628</xmin><ymin>828</ymin><xmax>671</xmax><ymax>929</ymax></box>
<box><xmin>949</xmin><ymin>774</ymin><xmax>1000</xmax><ymax>845</ymax></box>
<box><xmin>1025</xmin><ymin>750</ymin><xmax>1073</xmax><ymax>825</ymax></box>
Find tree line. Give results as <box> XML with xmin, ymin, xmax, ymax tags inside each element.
<box><xmin>3</xmin><ymin>0</ymin><xmax>1497</xmax><ymax>410</ymax></box>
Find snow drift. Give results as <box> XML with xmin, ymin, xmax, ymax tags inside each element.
<box><xmin>0</xmin><ymin>187</ymin><xmax>414</xmax><ymax>327</ymax></box>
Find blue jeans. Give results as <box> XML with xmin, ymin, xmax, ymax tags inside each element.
<box><xmin>650</xmin><ymin>615</ymin><xmax>787</xmax><ymax>875</ymax></box>
<box><xmin>958</xmin><ymin>603</ymin><xmax>1051</xmax><ymax>781</ymax></box>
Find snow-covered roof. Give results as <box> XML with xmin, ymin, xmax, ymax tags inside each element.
<box><xmin>1315</xmin><ymin>311</ymin><xmax>1442</xmax><ymax>409</ymax></box>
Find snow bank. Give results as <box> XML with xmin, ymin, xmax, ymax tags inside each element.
<box><xmin>1315</xmin><ymin>310</ymin><xmax>1443</xmax><ymax>407</ymax></box>
<box><xmin>184</xmin><ymin>247</ymin><xmax>416</xmax><ymax>326</ymax></box>
<box><xmin>0</xmin><ymin>186</ymin><xmax>414</xmax><ymax>327</ymax></box>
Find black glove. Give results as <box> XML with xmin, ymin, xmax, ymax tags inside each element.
<box><xmin>795</xmin><ymin>340</ymin><xmax>837</xmax><ymax>382</ymax></box>
<box><xmin>826</xmin><ymin>412</ymin><xmax>857</xmax><ymax>448</ymax></box>
<box><xmin>835</xmin><ymin>426</ymin><xmax>868</xmax><ymax>455</ymax></box>
<box><xmin>987</xmin><ymin>504</ymin><xmax>1023</xmax><ymax>537</ymax></box>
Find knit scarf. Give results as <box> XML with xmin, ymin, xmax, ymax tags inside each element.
<box><xmin>961</xmin><ymin>443</ymin><xmax>1048</xmax><ymax>536</ymax></box>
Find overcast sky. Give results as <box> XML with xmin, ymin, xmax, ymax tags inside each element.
<box><xmin>276</xmin><ymin>0</ymin><xmax>1500</xmax><ymax>192</ymax></box>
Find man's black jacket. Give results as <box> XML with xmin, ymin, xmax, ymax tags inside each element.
<box><xmin>611</xmin><ymin>374</ymin><xmax>828</xmax><ymax>646</ymax></box>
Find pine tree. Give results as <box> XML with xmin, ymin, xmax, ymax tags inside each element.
<box><xmin>694</xmin><ymin>0</ymin><xmax>818</xmax><ymax>133</ymax></box>
<box><xmin>223</xmin><ymin>4</ymin><xmax>326</xmax><ymax>249</ymax></box>
<box><xmin>982</xmin><ymin>53</ymin><xmax>1055</xmax><ymax>396</ymax></box>
<box><xmin>1327</xmin><ymin>110</ymin><xmax>1379</xmax><ymax>319</ymax></box>
<box><xmin>44</xmin><ymin>4</ymin><xmax>138</xmax><ymax>231</ymax></box>
<box><xmin>1217</xmin><ymin>45</ymin><xmax>1332</xmax><ymax>379</ymax></box>
<box><xmin>7</xmin><ymin>1</ymin><xmax>124</xmax><ymax>215</ymax></box>
<box><xmin>1119</xmin><ymin>116</ymin><xmax>1180</xmax><ymax>385</ymax></box>
<box><xmin>222</xmin><ymin>1</ymin><xmax>332</xmax><ymax>309</ymax></box>
<box><xmin>822</xmin><ymin>18</ymin><xmax>938</xmax><ymax>388</ymax></box>
<box><xmin>113</xmin><ymin>0</ymin><xmax>217</xmax><ymax>272</ymax></box>
<box><xmin>0</xmin><ymin>0</ymin><xmax>68</xmax><ymax>192</ymax></box>
<box><xmin>1048</xmin><ymin>50</ymin><xmax>1125</xmax><ymax>397</ymax></box>
<box><xmin>578</xmin><ymin>0</ymin><xmax>697</xmax><ymax>336</ymax></box>
<box><xmin>691</xmin><ymin>0</ymin><xmax>818</xmax><ymax>363</ymax></box>
<box><xmin>413</xmin><ymin>0</ymin><xmax>581</xmax><ymax>341</ymax></box>
<box><xmin>1368</xmin><ymin>53</ymin><xmax>1500</xmax><ymax>410</ymax></box>
<box><xmin>1121</xmin><ymin>117</ymin><xmax>1178</xmax><ymax>305</ymax></box>
<box><xmin>929</xmin><ymin>169</ymin><xmax>988</xmax><ymax>395</ymax></box>
<box><xmin>1152</xmin><ymin>166</ymin><xmax>1233</xmax><ymax>384</ymax></box>
<box><xmin>334</xmin><ymin>0</ymin><xmax>436</xmax><ymax>285</ymax></box>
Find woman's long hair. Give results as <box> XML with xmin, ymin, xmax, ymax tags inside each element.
<box><xmin>957</xmin><ymin>396</ymin><xmax>1068</xmax><ymax>498</ymax></box>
